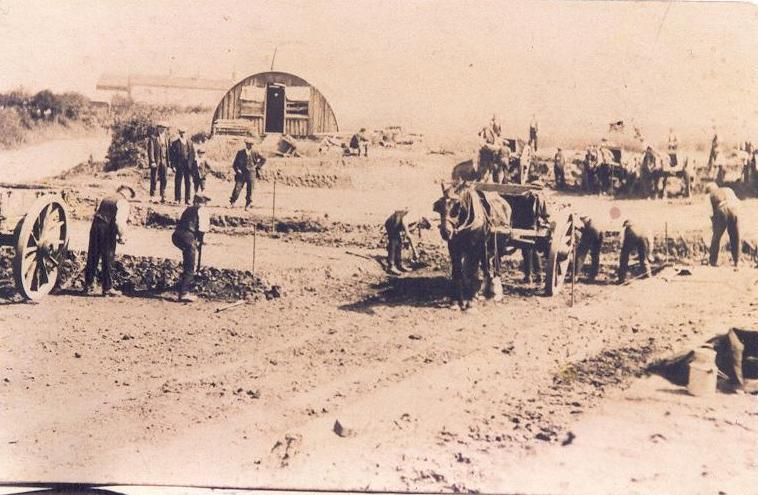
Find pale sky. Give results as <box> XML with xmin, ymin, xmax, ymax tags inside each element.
<box><xmin>1</xmin><ymin>0</ymin><xmax>756</xmax><ymax>142</ymax></box>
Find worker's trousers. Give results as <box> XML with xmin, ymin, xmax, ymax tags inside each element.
<box><xmin>618</xmin><ymin>236</ymin><xmax>651</xmax><ymax>282</ymax></box>
<box><xmin>230</xmin><ymin>171</ymin><xmax>254</xmax><ymax>206</ymax></box>
<box><xmin>150</xmin><ymin>165</ymin><xmax>167</xmax><ymax>200</ymax></box>
<box><xmin>387</xmin><ymin>234</ymin><xmax>403</xmax><ymax>269</ymax></box>
<box><xmin>84</xmin><ymin>218</ymin><xmax>117</xmax><ymax>291</ymax></box>
<box><xmin>576</xmin><ymin>230</ymin><xmax>603</xmax><ymax>280</ymax></box>
<box><xmin>710</xmin><ymin>205</ymin><xmax>740</xmax><ymax>266</ymax></box>
<box><xmin>172</xmin><ymin>230</ymin><xmax>197</xmax><ymax>293</ymax></box>
<box><xmin>174</xmin><ymin>165</ymin><xmax>191</xmax><ymax>204</ymax></box>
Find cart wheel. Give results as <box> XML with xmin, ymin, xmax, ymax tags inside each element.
<box><xmin>544</xmin><ymin>212</ymin><xmax>575</xmax><ymax>297</ymax></box>
<box><xmin>13</xmin><ymin>195</ymin><xmax>69</xmax><ymax>300</ymax></box>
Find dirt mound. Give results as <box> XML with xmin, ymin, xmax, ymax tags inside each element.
<box><xmin>134</xmin><ymin>205</ymin><xmax>331</xmax><ymax>234</ymax></box>
<box><xmin>553</xmin><ymin>342</ymin><xmax>657</xmax><ymax>392</ymax></box>
<box><xmin>0</xmin><ymin>248</ymin><xmax>281</xmax><ymax>301</ymax></box>
<box><xmin>55</xmin><ymin>159</ymin><xmax>107</xmax><ymax>180</ymax></box>
<box><xmin>259</xmin><ymin>168</ymin><xmax>351</xmax><ymax>189</ymax></box>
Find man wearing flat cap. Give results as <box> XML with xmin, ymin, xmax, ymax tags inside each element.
<box><xmin>172</xmin><ymin>194</ymin><xmax>211</xmax><ymax>302</ymax></box>
<box><xmin>230</xmin><ymin>138</ymin><xmax>266</xmax><ymax>209</ymax></box>
<box><xmin>147</xmin><ymin>122</ymin><xmax>170</xmax><ymax>203</ymax></box>
<box><xmin>170</xmin><ymin>128</ymin><xmax>194</xmax><ymax>205</ymax></box>
<box><xmin>83</xmin><ymin>185</ymin><xmax>135</xmax><ymax>297</ymax></box>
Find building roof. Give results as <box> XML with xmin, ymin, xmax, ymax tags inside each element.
<box><xmin>96</xmin><ymin>73</ymin><xmax>233</xmax><ymax>92</ymax></box>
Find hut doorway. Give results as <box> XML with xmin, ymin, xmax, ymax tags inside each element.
<box><xmin>265</xmin><ymin>84</ymin><xmax>285</xmax><ymax>133</ymax></box>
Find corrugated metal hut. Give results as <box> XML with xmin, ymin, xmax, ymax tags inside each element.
<box><xmin>211</xmin><ymin>71</ymin><xmax>338</xmax><ymax>138</ymax></box>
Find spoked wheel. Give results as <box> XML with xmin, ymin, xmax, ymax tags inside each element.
<box><xmin>13</xmin><ymin>195</ymin><xmax>69</xmax><ymax>300</ymax></box>
<box><xmin>544</xmin><ymin>212</ymin><xmax>576</xmax><ymax>297</ymax></box>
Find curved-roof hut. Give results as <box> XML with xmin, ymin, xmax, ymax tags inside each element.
<box><xmin>211</xmin><ymin>71</ymin><xmax>338</xmax><ymax>138</ymax></box>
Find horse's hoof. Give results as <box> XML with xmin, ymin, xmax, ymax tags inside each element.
<box><xmin>492</xmin><ymin>294</ymin><xmax>504</xmax><ymax>303</ymax></box>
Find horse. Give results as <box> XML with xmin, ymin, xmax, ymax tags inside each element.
<box><xmin>432</xmin><ymin>182</ymin><xmax>512</xmax><ymax>308</ymax></box>
<box><xmin>451</xmin><ymin>145</ymin><xmax>511</xmax><ymax>184</ymax></box>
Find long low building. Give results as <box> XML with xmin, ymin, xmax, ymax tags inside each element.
<box><xmin>211</xmin><ymin>71</ymin><xmax>339</xmax><ymax>138</ymax></box>
<box><xmin>96</xmin><ymin>73</ymin><xmax>232</xmax><ymax>108</ymax></box>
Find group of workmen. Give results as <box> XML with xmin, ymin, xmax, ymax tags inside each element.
<box><xmin>146</xmin><ymin>122</ymin><xmax>211</xmax><ymax>205</ymax></box>
<box><xmin>82</xmin><ymin>126</ymin><xmax>269</xmax><ymax>302</ymax></box>
<box><xmin>146</xmin><ymin>124</ymin><xmax>266</xmax><ymax>209</ymax></box>
<box><xmin>384</xmin><ymin>181</ymin><xmax>746</xmax><ymax>288</ymax></box>
<box><xmin>80</xmin><ymin>115</ymin><xmax>749</xmax><ymax>303</ymax></box>
<box><xmin>572</xmin><ymin>181</ymin><xmax>745</xmax><ymax>284</ymax></box>
<box><xmin>82</xmin><ymin>184</ymin><xmax>211</xmax><ymax>302</ymax></box>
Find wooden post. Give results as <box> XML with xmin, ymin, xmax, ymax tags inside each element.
<box><xmin>271</xmin><ymin>176</ymin><xmax>277</xmax><ymax>234</ymax></box>
<box><xmin>571</xmin><ymin>218</ymin><xmax>576</xmax><ymax>307</ymax></box>
<box><xmin>252</xmin><ymin>223</ymin><xmax>257</xmax><ymax>278</ymax></box>
<box><xmin>665</xmin><ymin>222</ymin><xmax>669</xmax><ymax>266</ymax></box>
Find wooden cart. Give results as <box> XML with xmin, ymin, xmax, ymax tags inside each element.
<box><xmin>0</xmin><ymin>183</ymin><xmax>70</xmax><ymax>300</ymax></box>
<box><xmin>474</xmin><ymin>182</ymin><xmax>576</xmax><ymax>296</ymax></box>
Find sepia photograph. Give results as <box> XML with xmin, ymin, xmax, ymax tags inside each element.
<box><xmin>0</xmin><ymin>1</ymin><xmax>756</xmax><ymax>494</ymax></box>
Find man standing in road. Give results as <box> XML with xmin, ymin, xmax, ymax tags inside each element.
<box><xmin>146</xmin><ymin>122</ymin><xmax>169</xmax><ymax>203</ymax></box>
<box><xmin>82</xmin><ymin>185</ymin><xmax>135</xmax><ymax>297</ymax></box>
<box><xmin>170</xmin><ymin>128</ymin><xmax>194</xmax><ymax>205</ymax></box>
<box><xmin>529</xmin><ymin>114</ymin><xmax>539</xmax><ymax>151</ymax></box>
<box><xmin>229</xmin><ymin>138</ymin><xmax>266</xmax><ymax>209</ymax></box>
<box><xmin>172</xmin><ymin>194</ymin><xmax>211</xmax><ymax>302</ymax></box>
<box><xmin>667</xmin><ymin>128</ymin><xmax>679</xmax><ymax>167</ymax></box>
<box><xmin>618</xmin><ymin>219</ymin><xmax>653</xmax><ymax>283</ymax></box>
<box><xmin>708</xmin><ymin>130</ymin><xmax>721</xmax><ymax>172</ymax></box>
<box><xmin>553</xmin><ymin>146</ymin><xmax>566</xmax><ymax>190</ymax></box>
<box><xmin>705</xmin><ymin>183</ymin><xmax>741</xmax><ymax>267</ymax></box>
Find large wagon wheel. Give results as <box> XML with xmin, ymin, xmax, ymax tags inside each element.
<box><xmin>544</xmin><ymin>212</ymin><xmax>576</xmax><ymax>297</ymax></box>
<box><xmin>12</xmin><ymin>195</ymin><xmax>69</xmax><ymax>300</ymax></box>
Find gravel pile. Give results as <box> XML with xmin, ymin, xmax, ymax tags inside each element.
<box><xmin>57</xmin><ymin>250</ymin><xmax>281</xmax><ymax>301</ymax></box>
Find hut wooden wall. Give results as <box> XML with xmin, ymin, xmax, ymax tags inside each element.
<box><xmin>212</xmin><ymin>71</ymin><xmax>338</xmax><ymax>137</ymax></box>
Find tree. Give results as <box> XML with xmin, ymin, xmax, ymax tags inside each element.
<box><xmin>31</xmin><ymin>90</ymin><xmax>62</xmax><ymax>120</ymax></box>
<box><xmin>105</xmin><ymin>110</ymin><xmax>156</xmax><ymax>171</ymax></box>
<box><xmin>58</xmin><ymin>92</ymin><xmax>91</xmax><ymax>122</ymax></box>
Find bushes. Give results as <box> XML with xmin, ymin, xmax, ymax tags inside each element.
<box><xmin>0</xmin><ymin>108</ymin><xmax>27</xmax><ymax>148</ymax></box>
<box><xmin>105</xmin><ymin>110</ymin><xmax>156</xmax><ymax>171</ymax></box>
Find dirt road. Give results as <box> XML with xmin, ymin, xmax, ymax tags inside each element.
<box><xmin>0</xmin><ymin>134</ymin><xmax>110</xmax><ymax>184</ymax></box>
<box><xmin>1</xmin><ymin>256</ymin><xmax>755</xmax><ymax>493</ymax></box>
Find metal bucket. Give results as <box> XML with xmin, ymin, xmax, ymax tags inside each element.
<box><xmin>688</xmin><ymin>347</ymin><xmax>717</xmax><ymax>396</ymax></box>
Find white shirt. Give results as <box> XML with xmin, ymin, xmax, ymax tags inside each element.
<box><xmin>114</xmin><ymin>198</ymin><xmax>130</xmax><ymax>238</ymax></box>
<box><xmin>197</xmin><ymin>206</ymin><xmax>210</xmax><ymax>233</ymax></box>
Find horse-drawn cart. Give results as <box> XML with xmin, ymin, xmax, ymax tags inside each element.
<box><xmin>475</xmin><ymin>182</ymin><xmax>576</xmax><ymax>296</ymax></box>
<box><xmin>0</xmin><ymin>183</ymin><xmax>70</xmax><ymax>300</ymax></box>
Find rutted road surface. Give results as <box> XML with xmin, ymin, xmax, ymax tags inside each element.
<box><xmin>0</xmin><ymin>144</ymin><xmax>756</xmax><ymax>494</ymax></box>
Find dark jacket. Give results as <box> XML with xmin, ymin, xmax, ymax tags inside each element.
<box><xmin>170</xmin><ymin>138</ymin><xmax>194</xmax><ymax>169</ymax></box>
<box><xmin>232</xmin><ymin>148</ymin><xmax>266</xmax><ymax>175</ymax></box>
<box><xmin>177</xmin><ymin>206</ymin><xmax>200</xmax><ymax>234</ymax></box>
<box><xmin>385</xmin><ymin>210</ymin><xmax>409</xmax><ymax>238</ymax></box>
<box><xmin>146</xmin><ymin>134</ymin><xmax>169</xmax><ymax>168</ymax></box>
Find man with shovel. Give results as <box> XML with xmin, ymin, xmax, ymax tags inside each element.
<box><xmin>384</xmin><ymin>208</ymin><xmax>431</xmax><ymax>275</ymax></box>
<box><xmin>172</xmin><ymin>194</ymin><xmax>211</xmax><ymax>302</ymax></box>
